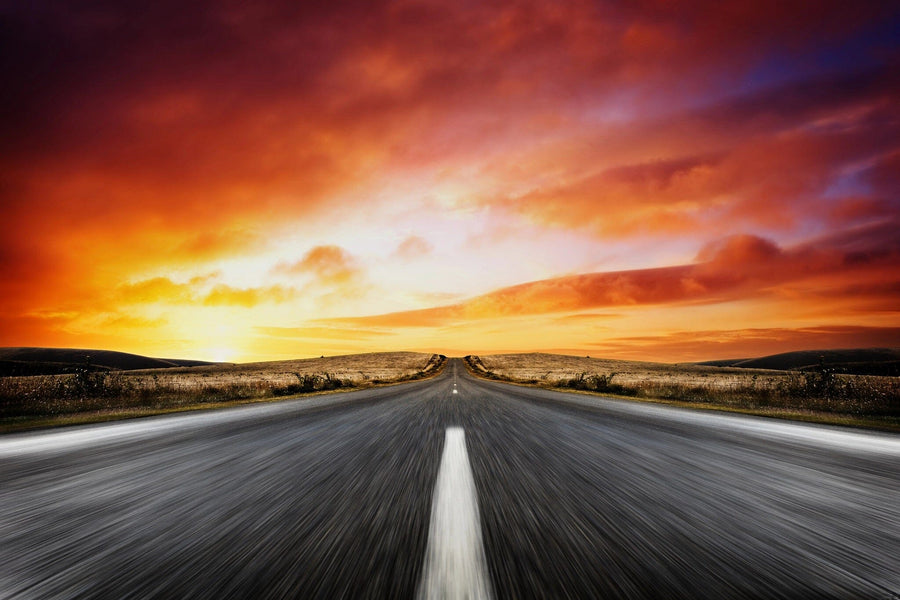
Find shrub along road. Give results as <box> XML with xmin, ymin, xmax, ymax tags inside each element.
<box><xmin>1</xmin><ymin>360</ymin><xmax>898</xmax><ymax>598</ymax></box>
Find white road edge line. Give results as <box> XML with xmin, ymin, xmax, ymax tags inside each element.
<box><xmin>417</xmin><ymin>427</ymin><xmax>493</xmax><ymax>600</ymax></box>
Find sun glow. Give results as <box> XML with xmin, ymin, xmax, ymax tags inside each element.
<box><xmin>207</xmin><ymin>347</ymin><xmax>238</xmax><ymax>363</ymax></box>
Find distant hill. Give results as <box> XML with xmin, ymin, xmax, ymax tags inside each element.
<box><xmin>0</xmin><ymin>347</ymin><xmax>215</xmax><ymax>376</ymax></box>
<box><xmin>697</xmin><ymin>348</ymin><xmax>900</xmax><ymax>376</ymax></box>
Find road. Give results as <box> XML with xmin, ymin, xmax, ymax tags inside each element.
<box><xmin>1</xmin><ymin>359</ymin><xmax>898</xmax><ymax>599</ymax></box>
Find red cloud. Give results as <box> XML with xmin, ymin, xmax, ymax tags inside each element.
<box><xmin>324</xmin><ymin>225</ymin><xmax>900</xmax><ymax>327</ymax></box>
<box><xmin>695</xmin><ymin>235</ymin><xmax>782</xmax><ymax>264</ymax></box>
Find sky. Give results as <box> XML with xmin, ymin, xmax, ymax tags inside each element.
<box><xmin>1</xmin><ymin>0</ymin><xmax>899</xmax><ymax>363</ymax></box>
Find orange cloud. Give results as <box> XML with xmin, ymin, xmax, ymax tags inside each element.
<box><xmin>203</xmin><ymin>285</ymin><xmax>294</xmax><ymax>308</ymax></box>
<box><xmin>174</xmin><ymin>230</ymin><xmax>265</xmax><ymax>262</ymax></box>
<box><xmin>118</xmin><ymin>277</ymin><xmax>194</xmax><ymax>304</ymax></box>
<box><xmin>96</xmin><ymin>315</ymin><xmax>168</xmax><ymax>329</ymax></box>
<box><xmin>116</xmin><ymin>277</ymin><xmax>294</xmax><ymax>308</ymax></box>
<box><xmin>274</xmin><ymin>245</ymin><xmax>360</xmax><ymax>285</ymax></box>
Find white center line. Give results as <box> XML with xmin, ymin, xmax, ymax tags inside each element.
<box><xmin>417</xmin><ymin>427</ymin><xmax>493</xmax><ymax>600</ymax></box>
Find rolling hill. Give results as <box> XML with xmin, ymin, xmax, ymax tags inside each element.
<box><xmin>697</xmin><ymin>348</ymin><xmax>900</xmax><ymax>376</ymax></box>
<box><xmin>0</xmin><ymin>347</ymin><xmax>215</xmax><ymax>376</ymax></box>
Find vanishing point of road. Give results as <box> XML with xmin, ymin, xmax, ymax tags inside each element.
<box><xmin>2</xmin><ymin>359</ymin><xmax>898</xmax><ymax>599</ymax></box>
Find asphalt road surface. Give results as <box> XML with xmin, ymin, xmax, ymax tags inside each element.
<box><xmin>2</xmin><ymin>359</ymin><xmax>898</xmax><ymax>599</ymax></box>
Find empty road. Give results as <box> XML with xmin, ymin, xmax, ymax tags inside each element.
<box><xmin>2</xmin><ymin>359</ymin><xmax>898</xmax><ymax>599</ymax></box>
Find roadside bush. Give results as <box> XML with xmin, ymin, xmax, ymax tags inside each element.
<box><xmin>548</xmin><ymin>366</ymin><xmax>897</xmax><ymax>418</ymax></box>
<box><xmin>560</xmin><ymin>372</ymin><xmax>633</xmax><ymax>395</ymax></box>
<box><xmin>1</xmin><ymin>371</ymin><xmax>356</xmax><ymax>420</ymax></box>
<box><xmin>0</xmin><ymin>371</ymin><xmax>140</xmax><ymax>418</ymax></box>
<box><xmin>464</xmin><ymin>354</ymin><xmax>899</xmax><ymax>421</ymax></box>
<box><xmin>272</xmin><ymin>373</ymin><xmax>352</xmax><ymax>396</ymax></box>
<box><xmin>2</xmin><ymin>354</ymin><xmax>446</xmax><ymax>425</ymax></box>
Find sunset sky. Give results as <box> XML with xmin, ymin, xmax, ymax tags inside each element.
<box><xmin>2</xmin><ymin>0</ymin><xmax>899</xmax><ymax>363</ymax></box>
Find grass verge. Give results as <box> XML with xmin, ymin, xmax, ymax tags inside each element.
<box><xmin>1</xmin><ymin>354</ymin><xmax>447</xmax><ymax>433</ymax></box>
<box><xmin>464</xmin><ymin>355</ymin><xmax>900</xmax><ymax>432</ymax></box>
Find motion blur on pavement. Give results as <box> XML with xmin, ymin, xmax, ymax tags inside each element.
<box><xmin>2</xmin><ymin>360</ymin><xmax>898</xmax><ymax>598</ymax></box>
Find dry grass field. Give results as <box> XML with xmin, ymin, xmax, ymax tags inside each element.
<box><xmin>471</xmin><ymin>353</ymin><xmax>760</xmax><ymax>389</ymax></box>
<box><xmin>466</xmin><ymin>353</ymin><xmax>900</xmax><ymax>429</ymax></box>
<box><xmin>0</xmin><ymin>352</ymin><xmax>445</xmax><ymax>431</ymax></box>
<box><xmin>132</xmin><ymin>352</ymin><xmax>443</xmax><ymax>389</ymax></box>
